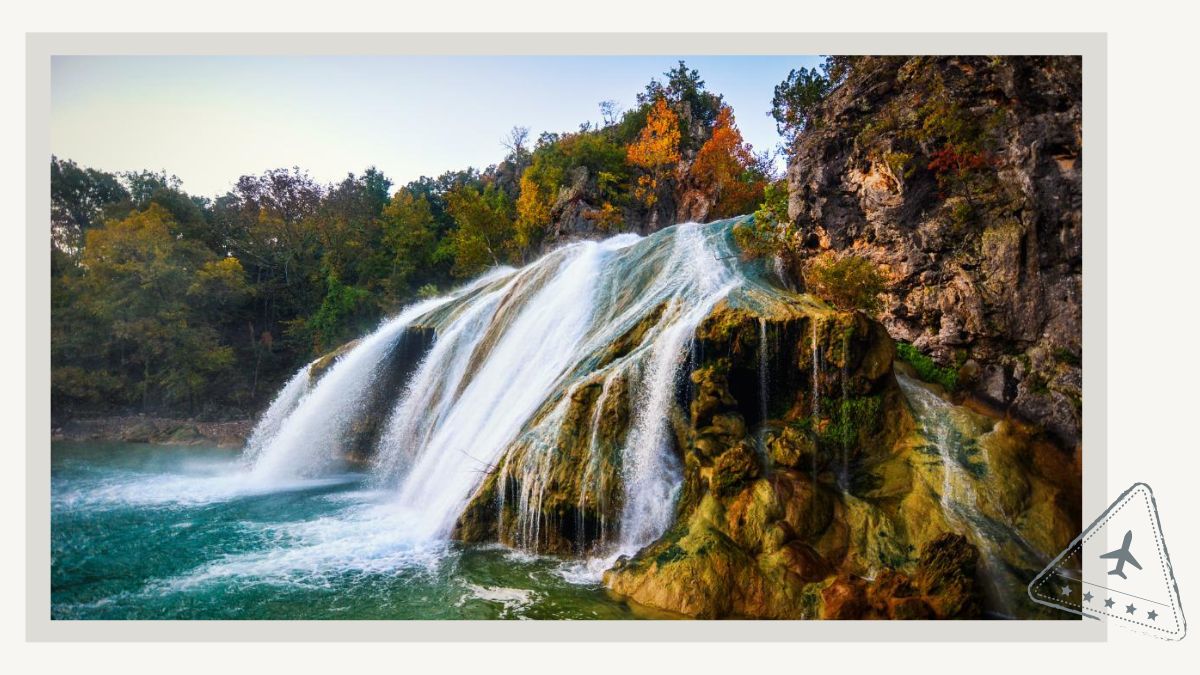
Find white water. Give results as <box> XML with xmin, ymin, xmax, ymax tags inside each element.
<box><xmin>242</xmin><ymin>221</ymin><xmax>742</xmax><ymax>563</ymax></box>
<box><xmin>247</xmin><ymin>271</ymin><xmax>509</xmax><ymax>483</ymax></box>
<box><xmin>577</xmin><ymin>372</ymin><xmax>618</xmax><ymax>552</ymax></box>
<box><xmin>895</xmin><ymin>374</ymin><xmax>979</xmax><ymax>514</ymax></box>
<box><xmin>242</xmin><ymin>363</ymin><xmax>313</xmax><ymax>464</ymax></box>
<box><xmin>896</xmin><ymin>373</ymin><xmax>1011</xmax><ymax>614</ymax></box>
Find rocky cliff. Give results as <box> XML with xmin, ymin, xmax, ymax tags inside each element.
<box><xmin>453</xmin><ymin>271</ymin><xmax>1079</xmax><ymax>619</ymax></box>
<box><xmin>785</xmin><ymin>56</ymin><xmax>1082</xmax><ymax>451</ymax></box>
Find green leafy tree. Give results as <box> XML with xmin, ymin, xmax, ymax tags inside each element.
<box><xmin>445</xmin><ymin>184</ymin><xmax>516</xmax><ymax>278</ymax></box>
<box><xmin>382</xmin><ymin>189</ymin><xmax>440</xmax><ymax>294</ymax></box>
<box><xmin>770</xmin><ymin>57</ymin><xmax>856</xmax><ymax>146</ymax></box>
<box><xmin>66</xmin><ymin>204</ymin><xmax>241</xmax><ymax>412</ymax></box>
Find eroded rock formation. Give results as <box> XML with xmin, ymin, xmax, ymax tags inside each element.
<box><xmin>785</xmin><ymin>56</ymin><xmax>1082</xmax><ymax>451</ymax></box>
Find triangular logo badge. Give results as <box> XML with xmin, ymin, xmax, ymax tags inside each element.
<box><xmin>1029</xmin><ymin>483</ymin><xmax>1186</xmax><ymax>639</ymax></box>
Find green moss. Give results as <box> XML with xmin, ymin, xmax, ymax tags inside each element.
<box><xmin>819</xmin><ymin>395</ymin><xmax>883</xmax><ymax>449</ymax></box>
<box><xmin>655</xmin><ymin>543</ymin><xmax>688</xmax><ymax>566</ymax></box>
<box><xmin>896</xmin><ymin>342</ymin><xmax>958</xmax><ymax>391</ymax></box>
<box><xmin>954</xmin><ymin>437</ymin><xmax>988</xmax><ymax>479</ymax></box>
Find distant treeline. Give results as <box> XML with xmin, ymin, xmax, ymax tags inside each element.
<box><xmin>52</xmin><ymin>59</ymin><xmax>848</xmax><ymax>419</ymax></box>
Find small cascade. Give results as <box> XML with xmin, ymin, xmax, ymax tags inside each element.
<box><xmin>896</xmin><ymin>373</ymin><xmax>1010</xmax><ymax>614</ymax></box>
<box><xmin>499</xmin><ymin>396</ymin><xmax>573</xmax><ymax>552</ymax></box>
<box><xmin>242</xmin><ymin>363</ymin><xmax>312</xmax><ymax>465</ymax></box>
<box><xmin>577</xmin><ymin>373</ymin><xmax>618</xmax><ymax>554</ymax></box>
<box><xmin>247</xmin><ymin>295</ymin><xmax>453</xmax><ymax>483</ymax></box>
<box><xmin>756</xmin><ymin>318</ymin><xmax>770</xmax><ymax>466</ymax></box>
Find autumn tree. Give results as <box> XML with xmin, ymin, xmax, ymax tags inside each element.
<box><xmin>690</xmin><ymin>105</ymin><xmax>768</xmax><ymax>218</ymax></box>
<box><xmin>638</xmin><ymin>61</ymin><xmax>723</xmax><ymax>153</ymax></box>
<box><xmin>626</xmin><ymin>97</ymin><xmax>681</xmax><ymax>208</ymax></box>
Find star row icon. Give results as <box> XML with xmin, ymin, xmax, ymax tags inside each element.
<box><xmin>1057</xmin><ymin>577</ymin><xmax>1160</xmax><ymax>621</ymax></box>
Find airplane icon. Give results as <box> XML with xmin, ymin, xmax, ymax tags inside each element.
<box><xmin>1100</xmin><ymin>529</ymin><xmax>1143</xmax><ymax>579</ymax></box>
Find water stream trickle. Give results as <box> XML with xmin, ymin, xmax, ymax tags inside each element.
<box><xmin>896</xmin><ymin>373</ymin><xmax>1011</xmax><ymax>615</ymax></box>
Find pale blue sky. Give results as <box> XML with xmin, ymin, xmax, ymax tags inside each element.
<box><xmin>51</xmin><ymin>55</ymin><xmax>822</xmax><ymax>197</ymax></box>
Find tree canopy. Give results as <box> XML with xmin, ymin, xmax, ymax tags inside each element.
<box><xmin>51</xmin><ymin>59</ymin><xmax>801</xmax><ymax>421</ymax></box>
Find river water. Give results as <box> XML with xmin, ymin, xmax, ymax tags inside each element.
<box><xmin>51</xmin><ymin>442</ymin><xmax>653</xmax><ymax>620</ymax></box>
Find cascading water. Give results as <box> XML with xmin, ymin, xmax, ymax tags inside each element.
<box><xmin>577</xmin><ymin>372</ymin><xmax>618</xmax><ymax>553</ymax></box>
<box><xmin>245</xmin><ymin>279</ymin><xmax>498</xmax><ymax>483</ymax></box>
<box><xmin>244</xmin><ymin>221</ymin><xmax>741</xmax><ymax>561</ymax></box>
<box><xmin>756</xmin><ymin>318</ymin><xmax>770</xmax><ymax>465</ymax></box>
<box><xmin>896</xmin><ymin>373</ymin><xmax>1012</xmax><ymax>615</ymax></box>
<box><xmin>242</xmin><ymin>362</ymin><xmax>312</xmax><ymax>465</ymax></box>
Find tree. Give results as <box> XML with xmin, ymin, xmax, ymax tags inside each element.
<box><xmin>70</xmin><ymin>204</ymin><xmax>240</xmax><ymax>412</ymax></box>
<box><xmin>599</xmin><ymin>100</ymin><xmax>622</xmax><ymax>127</ymax></box>
<box><xmin>502</xmin><ymin>126</ymin><xmax>531</xmax><ymax>157</ymax></box>
<box><xmin>771</xmin><ymin>57</ymin><xmax>857</xmax><ymax>147</ymax></box>
<box><xmin>626</xmin><ymin>97</ymin><xmax>681</xmax><ymax>208</ymax></box>
<box><xmin>445</xmin><ymin>184</ymin><xmax>516</xmax><ymax>278</ymax></box>
<box><xmin>690</xmin><ymin>105</ymin><xmax>768</xmax><ymax>218</ymax></box>
<box><xmin>515</xmin><ymin>171</ymin><xmax>553</xmax><ymax>254</ymax></box>
<box><xmin>381</xmin><ymin>188</ymin><xmax>439</xmax><ymax>293</ymax></box>
<box><xmin>771</xmin><ymin>66</ymin><xmax>832</xmax><ymax>146</ymax></box>
<box><xmin>638</xmin><ymin>60</ymin><xmax>723</xmax><ymax>147</ymax></box>
<box><xmin>51</xmin><ymin>156</ymin><xmax>129</xmax><ymax>256</ymax></box>
<box><xmin>733</xmin><ymin>181</ymin><xmax>796</xmax><ymax>260</ymax></box>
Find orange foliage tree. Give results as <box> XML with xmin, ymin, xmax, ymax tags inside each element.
<box><xmin>691</xmin><ymin>105</ymin><xmax>766</xmax><ymax>218</ymax></box>
<box><xmin>626</xmin><ymin>97</ymin><xmax>681</xmax><ymax>208</ymax></box>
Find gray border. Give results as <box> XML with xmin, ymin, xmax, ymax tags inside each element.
<box><xmin>27</xmin><ymin>32</ymin><xmax>1107</xmax><ymax>642</ymax></box>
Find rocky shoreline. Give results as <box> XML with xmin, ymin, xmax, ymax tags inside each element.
<box><xmin>52</xmin><ymin>416</ymin><xmax>252</xmax><ymax>448</ymax></box>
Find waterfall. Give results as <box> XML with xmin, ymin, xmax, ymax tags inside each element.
<box><xmin>243</xmin><ymin>221</ymin><xmax>740</xmax><ymax>557</ymax></box>
<box><xmin>247</xmin><ymin>300</ymin><xmax>441</xmax><ymax>482</ymax></box>
<box><xmin>245</xmin><ymin>270</ymin><xmax>510</xmax><ymax>483</ymax></box>
<box><xmin>895</xmin><ymin>374</ymin><xmax>979</xmax><ymax>514</ymax></box>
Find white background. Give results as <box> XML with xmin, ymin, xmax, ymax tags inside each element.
<box><xmin>3</xmin><ymin>1</ymin><xmax>1198</xmax><ymax>671</ymax></box>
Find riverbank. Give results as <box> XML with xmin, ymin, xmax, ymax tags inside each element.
<box><xmin>52</xmin><ymin>416</ymin><xmax>252</xmax><ymax>448</ymax></box>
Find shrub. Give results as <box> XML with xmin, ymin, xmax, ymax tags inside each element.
<box><xmin>883</xmin><ymin>151</ymin><xmax>915</xmax><ymax>179</ymax></box>
<box><xmin>802</xmin><ymin>252</ymin><xmax>885</xmax><ymax>314</ymax></box>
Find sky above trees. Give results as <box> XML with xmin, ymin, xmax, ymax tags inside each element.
<box><xmin>51</xmin><ymin>55</ymin><xmax>822</xmax><ymax>197</ymax></box>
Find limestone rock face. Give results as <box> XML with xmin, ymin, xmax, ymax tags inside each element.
<box><xmin>600</xmin><ymin>292</ymin><xmax>1078</xmax><ymax>619</ymax></box>
<box><xmin>785</xmin><ymin>56</ymin><xmax>1082</xmax><ymax>450</ymax></box>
